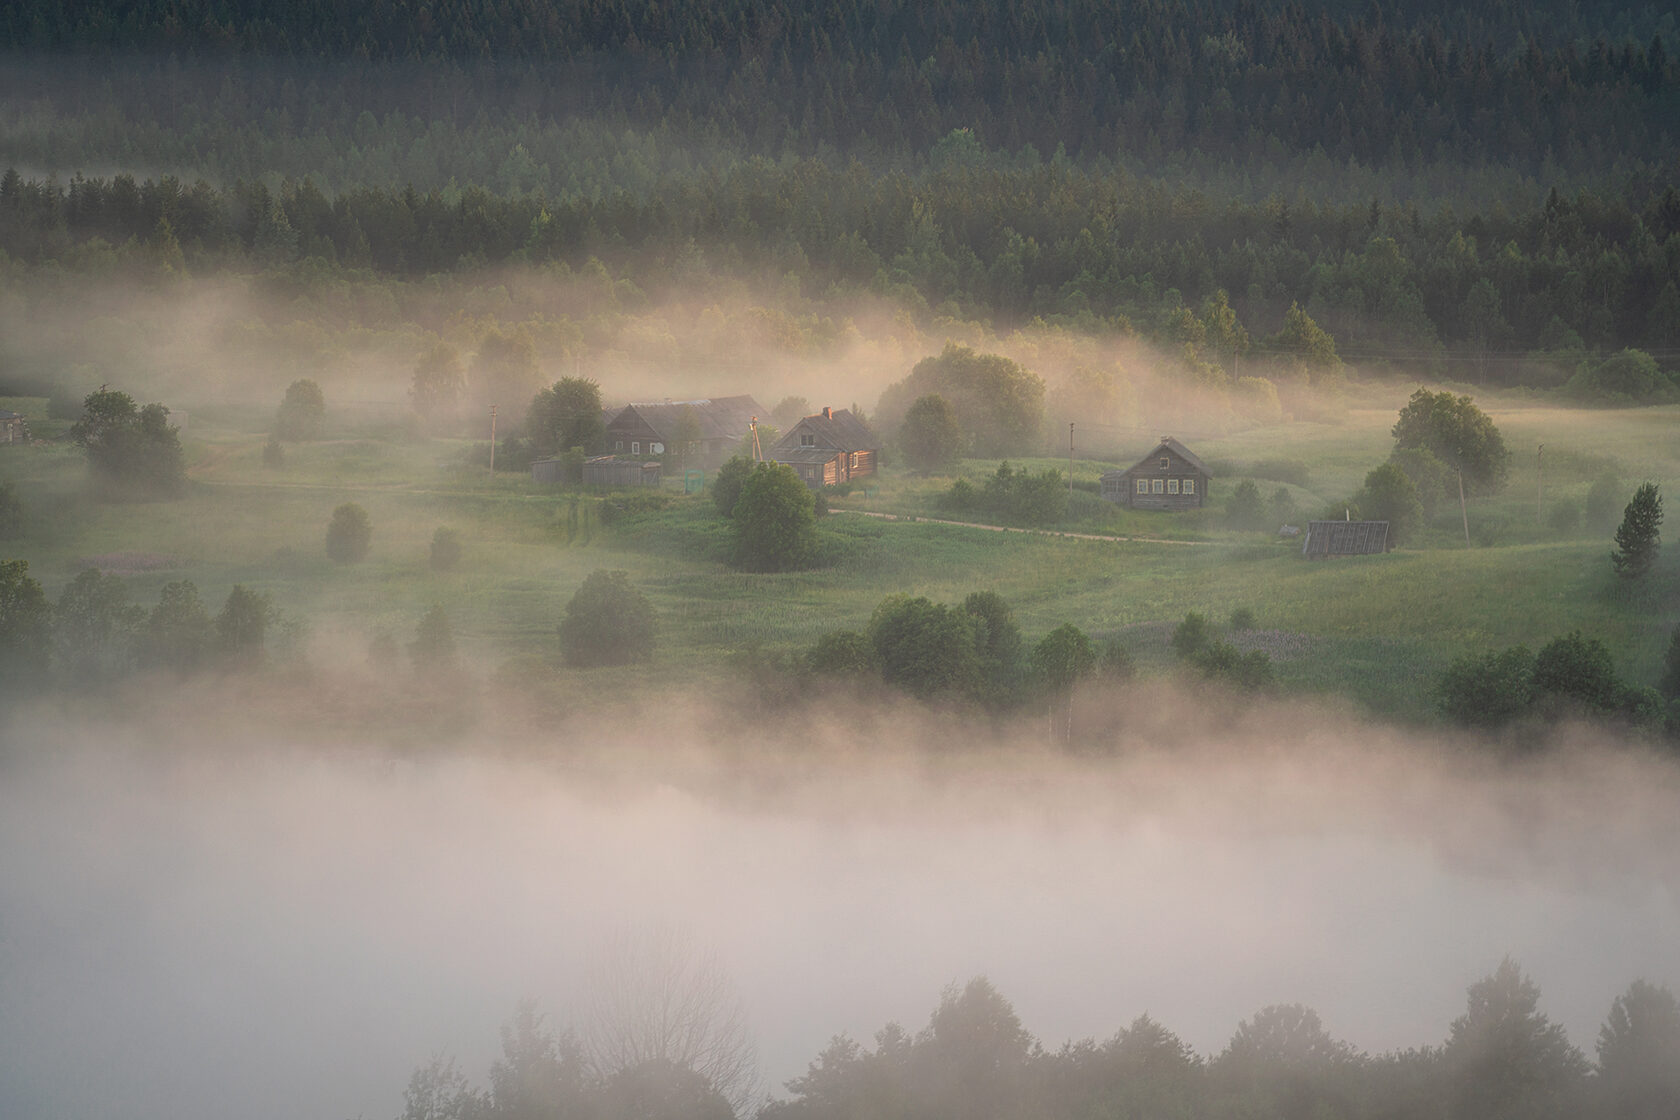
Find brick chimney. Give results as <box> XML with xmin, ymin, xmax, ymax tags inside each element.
<box><xmin>823</xmin><ymin>406</ymin><xmax>833</xmax><ymax>419</ymax></box>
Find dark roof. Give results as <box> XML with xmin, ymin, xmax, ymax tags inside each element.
<box><xmin>769</xmin><ymin>407</ymin><xmax>876</xmax><ymax>455</ymax></box>
<box><xmin>774</xmin><ymin>446</ymin><xmax>846</xmax><ymax>465</ymax></box>
<box><xmin>1302</xmin><ymin>520</ymin><xmax>1389</xmax><ymax>556</ymax></box>
<box><xmin>609</xmin><ymin>395</ymin><xmax>764</xmax><ymax>441</ymax></box>
<box><xmin>1102</xmin><ymin>436</ymin><xmax>1211</xmax><ymax>479</ymax></box>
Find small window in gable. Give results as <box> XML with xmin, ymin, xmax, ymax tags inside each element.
<box><xmin>1159</xmin><ymin>457</ymin><xmax>1170</xmax><ymax>470</ymax></box>
<box><xmin>802</xmin><ymin>432</ymin><xmax>816</xmax><ymax>446</ymax></box>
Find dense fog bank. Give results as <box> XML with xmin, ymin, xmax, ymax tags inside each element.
<box><xmin>1</xmin><ymin>690</ymin><xmax>1676</xmax><ymax>1120</ymax></box>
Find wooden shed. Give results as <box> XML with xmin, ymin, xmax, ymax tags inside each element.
<box><xmin>581</xmin><ymin>455</ymin><xmax>662</xmax><ymax>488</ymax></box>
<box><xmin>1100</xmin><ymin>436</ymin><xmax>1211</xmax><ymax>510</ymax></box>
<box><xmin>1301</xmin><ymin>520</ymin><xmax>1389</xmax><ymax>557</ymax></box>
<box><xmin>0</xmin><ymin>410</ymin><xmax>28</xmax><ymax>443</ymax></box>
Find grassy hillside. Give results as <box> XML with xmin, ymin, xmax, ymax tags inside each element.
<box><xmin>4</xmin><ymin>386</ymin><xmax>1676</xmax><ymax>724</ymax></box>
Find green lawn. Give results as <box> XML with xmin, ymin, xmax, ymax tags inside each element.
<box><xmin>3</xmin><ymin>390</ymin><xmax>1677</xmax><ymax>723</ymax></box>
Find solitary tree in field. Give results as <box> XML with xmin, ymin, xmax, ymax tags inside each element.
<box><xmin>1392</xmin><ymin>388</ymin><xmax>1509</xmax><ymax>493</ymax></box>
<box><xmin>69</xmin><ymin>387</ymin><xmax>186</xmax><ymax>498</ymax></box>
<box><xmin>409</xmin><ymin>604</ymin><xmax>457</xmax><ymax>673</ymax></box>
<box><xmin>1393</xmin><ymin>387</ymin><xmax>1510</xmax><ymax>544</ymax></box>
<box><xmin>1611</xmin><ymin>482</ymin><xmax>1662</xmax><ymax>579</ymax></box>
<box><xmin>275</xmin><ymin>378</ymin><xmax>326</xmax><ymax>440</ymax></box>
<box><xmin>559</xmin><ymin>569</ymin><xmax>654</xmax><ymax>666</ymax></box>
<box><xmin>729</xmin><ymin>461</ymin><xmax>818</xmax><ymax>572</ymax></box>
<box><xmin>326</xmin><ymin>502</ymin><xmax>372</xmax><ymax>563</ymax></box>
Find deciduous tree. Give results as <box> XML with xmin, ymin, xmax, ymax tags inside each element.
<box><xmin>325</xmin><ymin>502</ymin><xmax>372</xmax><ymax>563</ymax></box>
<box><xmin>1443</xmin><ymin>959</ymin><xmax>1587</xmax><ymax>1120</ymax></box>
<box><xmin>1596</xmin><ymin>980</ymin><xmax>1680</xmax><ymax>1120</ymax></box>
<box><xmin>526</xmin><ymin>377</ymin><xmax>604</xmax><ymax>457</ymax></box>
<box><xmin>54</xmin><ymin>568</ymin><xmax>142</xmax><ymax>683</ymax></box>
<box><xmin>0</xmin><ymin>557</ymin><xmax>51</xmax><ymax>686</ymax></box>
<box><xmin>139</xmin><ymin>579</ymin><xmax>212</xmax><ymax>674</ymax></box>
<box><xmin>274</xmin><ymin>378</ymin><xmax>325</xmax><ymax>440</ymax></box>
<box><xmin>879</xmin><ymin>344</ymin><xmax>1045</xmax><ymax>457</ymax></box>
<box><xmin>1392</xmin><ymin>388</ymin><xmax>1510</xmax><ymax>494</ymax></box>
<box><xmin>410</xmin><ymin>342</ymin><xmax>465</xmax><ymax>429</ymax></box>
<box><xmin>559</xmin><ymin>569</ymin><xmax>654</xmax><ymax>666</ymax></box>
<box><xmin>69</xmin><ymin>387</ymin><xmax>186</xmax><ymax>498</ymax></box>
<box><xmin>215</xmin><ymin>584</ymin><xmax>271</xmax><ymax>665</ymax></box>
<box><xmin>730</xmin><ymin>461</ymin><xmax>818</xmax><ymax>572</ymax></box>
<box><xmin>899</xmin><ymin>393</ymin><xmax>963</xmax><ymax>473</ymax></box>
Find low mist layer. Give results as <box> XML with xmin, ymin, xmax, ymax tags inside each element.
<box><xmin>2</xmin><ymin>689</ymin><xmax>1676</xmax><ymax>1120</ymax></box>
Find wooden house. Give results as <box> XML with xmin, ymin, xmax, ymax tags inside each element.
<box><xmin>0</xmin><ymin>410</ymin><xmax>28</xmax><ymax>443</ymax></box>
<box><xmin>1100</xmin><ymin>436</ymin><xmax>1211</xmax><ymax>510</ymax></box>
<box><xmin>1301</xmin><ymin>520</ymin><xmax>1389</xmax><ymax>557</ymax></box>
<box><xmin>769</xmin><ymin>406</ymin><xmax>878</xmax><ymax>488</ymax></box>
<box><xmin>604</xmin><ymin>396</ymin><xmax>763</xmax><ymax>466</ymax></box>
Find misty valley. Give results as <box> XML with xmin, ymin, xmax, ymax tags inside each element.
<box><xmin>2</xmin><ymin>3</ymin><xmax>1680</xmax><ymax>1119</ymax></box>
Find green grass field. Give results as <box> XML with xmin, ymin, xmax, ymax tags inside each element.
<box><xmin>3</xmin><ymin>385</ymin><xmax>1677</xmax><ymax>723</ymax></box>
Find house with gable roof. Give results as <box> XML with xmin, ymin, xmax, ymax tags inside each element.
<box><xmin>1099</xmin><ymin>436</ymin><xmax>1212</xmax><ymax>510</ymax></box>
<box><xmin>769</xmin><ymin>406</ymin><xmax>878</xmax><ymax>488</ymax></box>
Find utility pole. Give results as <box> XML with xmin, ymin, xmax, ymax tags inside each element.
<box><xmin>1458</xmin><ymin>469</ymin><xmax>1471</xmax><ymax>547</ymax></box>
<box><xmin>750</xmin><ymin>417</ymin><xmax>761</xmax><ymax>461</ymax></box>
<box><xmin>489</xmin><ymin>403</ymin><xmax>498</xmax><ymax>475</ymax></box>
<box><xmin>1537</xmin><ymin>444</ymin><xmax>1544</xmax><ymax>524</ymax></box>
<box><xmin>1068</xmin><ymin>421</ymin><xmax>1075</xmax><ymax>505</ymax></box>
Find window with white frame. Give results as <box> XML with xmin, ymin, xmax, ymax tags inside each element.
<box><xmin>1159</xmin><ymin>457</ymin><xmax>1170</xmax><ymax>469</ymax></box>
<box><xmin>1167</xmin><ymin>479</ymin><xmax>1179</xmax><ymax>494</ymax></box>
<box><xmin>631</xmin><ymin>442</ymin><xmax>640</xmax><ymax>454</ymax></box>
<box><xmin>1152</xmin><ymin>478</ymin><xmax>1164</xmax><ymax>493</ymax></box>
<box><xmin>1135</xmin><ymin>479</ymin><xmax>1148</xmax><ymax>494</ymax></box>
<box><xmin>1184</xmin><ymin>479</ymin><xmax>1195</xmax><ymax>495</ymax></box>
<box><xmin>614</xmin><ymin>440</ymin><xmax>624</xmax><ymax>451</ymax></box>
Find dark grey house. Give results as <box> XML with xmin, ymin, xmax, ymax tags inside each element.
<box><xmin>1100</xmin><ymin>437</ymin><xmax>1212</xmax><ymax>510</ymax></box>
<box><xmin>604</xmin><ymin>396</ymin><xmax>763</xmax><ymax>466</ymax></box>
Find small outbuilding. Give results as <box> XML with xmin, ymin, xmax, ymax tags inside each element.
<box><xmin>580</xmin><ymin>455</ymin><xmax>662</xmax><ymax>488</ymax></box>
<box><xmin>1100</xmin><ymin>436</ymin><xmax>1211</xmax><ymax>510</ymax></box>
<box><xmin>1301</xmin><ymin>520</ymin><xmax>1390</xmax><ymax>557</ymax></box>
<box><xmin>769</xmin><ymin>406</ymin><xmax>878</xmax><ymax>488</ymax></box>
<box><xmin>0</xmin><ymin>410</ymin><xmax>28</xmax><ymax>443</ymax></box>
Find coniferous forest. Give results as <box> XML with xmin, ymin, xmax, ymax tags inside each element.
<box><xmin>2</xmin><ymin>0</ymin><xmax>1677</xmax><ymax>375</ymax></box>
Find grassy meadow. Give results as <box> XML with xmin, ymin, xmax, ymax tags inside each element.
<box><xmin>2</xmin><ymin>384</ymin><xmax>1677</xmax><ymax>724</ymax></box>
